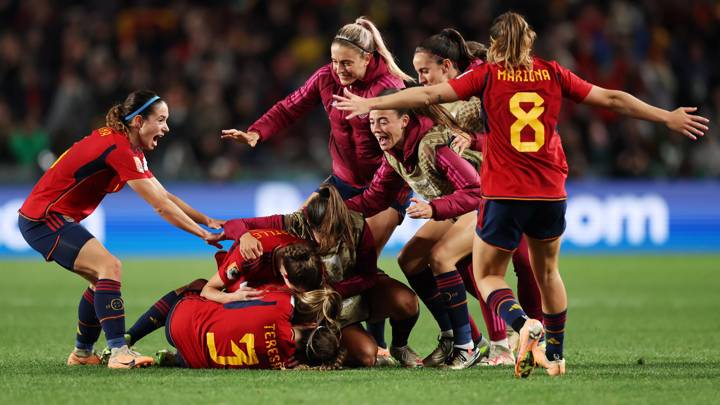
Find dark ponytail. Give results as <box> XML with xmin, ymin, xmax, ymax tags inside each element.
<box><xmin>105</xmin><ymin>90</ymin><xmax>162</xmax><ymax>134</ymax></box>
<box><xmin>415</xmin><ymin>28</ymin><xmax>487</xmax><ymax>72</ymax></box>
<box><xmin>304</xmin><ymin>185</ymin><xmax>356</xmax><ymax>252</ymax></box>
<box><xmin>276</xmin><ymin>242</ymin><xmax>325</xmax><ymax>292</ymax></box>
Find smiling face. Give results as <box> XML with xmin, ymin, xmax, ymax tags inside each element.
<box><xmin>128</xmin><ymin>101</ymin><xmax>169</xmax><ymax>151</ymax></box>
<box><xmin>369</xmin><ymin>109</ymin><xmax>408</xmax><ymax>152</ymax></box>
<box><xmin>330</xmin><ymin>43</ymin><xmax>371</xmax><ymax>86</ymax></box>
<box><xmin>413</xmin><ymin>51</ymin><xmax>454</xmax><ymax>86</ymax></box>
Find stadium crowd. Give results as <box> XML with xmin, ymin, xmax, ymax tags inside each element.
<box><xmin>1</xmin><ymin>0</ymin><xmax>719</xmax><ymax>182</ymax></box>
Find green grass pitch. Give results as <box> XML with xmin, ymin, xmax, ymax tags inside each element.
<box><xmin>1</xmin><ymin>255</ymin><xmax>719</xmax><ymax>404</ymax></box>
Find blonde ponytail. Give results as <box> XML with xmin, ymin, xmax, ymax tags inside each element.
<box><xmin>333</xmin><ymin>17</ymin><xmax>414</xmax><ymax>83</ymax></box>
<box><xmin>294</xmin><ymin>287</ymin><xmax>342</xmax><ymax>332</ymax></box>
<box><xmin>354</xmin><ymin>17</ymin><xmax>414</xmax><ymax>83</ymax></box>
<box><xmin>487</xmin><ymin>12</ymin><xmax>536</xmax><ymax>73</ymax></box>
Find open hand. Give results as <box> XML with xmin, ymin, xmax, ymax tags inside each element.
<box><xmin>204</xmin><ymin>231</ymin><xmax>228</xmax><ymax>249</ymax></box>
<box><xmin>451</xmin><ymin>130</ymin><xmax>473</xmax><ymax>154</ymax></box>
<box><xmin>206</xmin><ymin>218</ymin><xmax>226</xmax><ymax>229</ymax></box>
<box><xmin>406</xmin><ymin>197</ymin><xmax>433</xmax><ymax>219</ymax></box>
<box><xmin>333</xmin><ymin>88</ymin><xmax>371</xmax><ymax>120</ymax></box>
<box><xmin>666</xmin><ymin>107</ymin><xmax>709</xmax><ymax>140</ymax></box>
<box><xmin>221</xmin><ymin>129</ymin><xmax>260</xmax><ymax>147</ymax></box>
<box><xmin>226</xmin><ymin>285</ymin><xmax>265</xmax><ymax>301</ymax></box>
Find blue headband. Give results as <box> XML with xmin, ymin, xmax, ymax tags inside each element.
<box><xmin>124</xmin><ymin>95</ymin><xmax>161</xmax><ymax>122</ymax></box>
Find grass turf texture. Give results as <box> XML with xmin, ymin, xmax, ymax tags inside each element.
<box><xmin>1</xmin><ymin>255</ymin><xmax>719</xmax><ymax>404</ymax></box>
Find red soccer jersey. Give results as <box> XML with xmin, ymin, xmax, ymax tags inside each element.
<box><xmin>168</xmin><ymin>291</ymin><xmax>296</xmax><ymax>369</ymax></box>
<box><xmin>217</xmin><ymin>229</ymin><xmax>305</xmax><ymax>292</ymax></box>
<box><xmin>19</xmin><ymin>127</ymin><xmax>152</xmax><ymax>221</ymax></box>
<box><xmin>449</xmin><ymin>58</ymin><xmax>592</xmax><ymax>200</ymax></box>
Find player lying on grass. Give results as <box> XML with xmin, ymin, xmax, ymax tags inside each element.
<box><xmin>17</xmin><ymin>90</ymin><xmax>223</xmax><ymax>369</ymax></box>
<box><xmin>125</xmin><ymin>279</ymin><xmax>343</xmax><ymax>369</ymax></box>
<box><xmin>209</xmin><ymin>185</ymin><xmax>423</xmax><ymax>367</ymax></box>
<box><xmin>120</xmin><ymin>236</ymin><xmax>344</xmax><ymax>369</ymax></box>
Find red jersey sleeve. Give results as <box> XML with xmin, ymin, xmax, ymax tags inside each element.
<box><xmin>331</xmin><ymin>224</ymin><xmax>379</xmax><ymax>298</ymax></box>
<box><xmin>248</xmin><ymin>66</ymin><xmax>324</xmax><ymax>141</ymax></box>
<box><xmin>223</xmin><ymin>215</ymin><xmax>285</xmax><ymax>240</ymax></box>
<box><xmin>448</xmin><ymin>65</ymin><xmax>489</xmax><ymax>101</ymax></box>
<box><xmin>105</xmin><ymin>145</ymin><xmax>152</xmax><ymax>182</ymax></box>
<box><xmin>428</xmin><ymin>146</ymin><xmax>483</xmax><ymax>220</ymax></box>
<box><xmin>345</xmin><ymin>158</ymin><xmax>405</xmax><ymax>218</ymax></box>
<box><xmin>553</xmin><ymin>61</ymin><xmax>593</xmax><ymax>103</ymax></box>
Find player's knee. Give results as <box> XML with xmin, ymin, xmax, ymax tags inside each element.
<box><xmin>397</xmin><ymin>248</ymin><xmax>411</xmax><ymax>273</ymax></box>
<box><xmin>353</xmin><ymin>345</ymin><xmax>377</xmax><ymax>368</ymax></box>
<box><xmin>98</xmin><ymin>257</ymin><xmax>122</xmax><ymax>280</ymax></box>
<box><xmin>428</xmin><ymin>244</ymin><xmax>452</xmax><ymax>272</ymax></box>
<box><xmin>391</xmin><ymin>289</ymin><xmax>419</xmax><ymax>319</ymax></box>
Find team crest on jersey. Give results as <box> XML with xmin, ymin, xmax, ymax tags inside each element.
<box><xmin>98</xmin><ymin>127</ymin><xmax>113</xmax><ymax>136</ymax></box>
<box><xmin>226</xmin><ymin>262</ymin><xmax>239</xmax><ymax>280</ymax></box>
<box><xmin>133</xmin><ymin>157</ymin><xmax>145</xmax><ymax>173</ymax></box>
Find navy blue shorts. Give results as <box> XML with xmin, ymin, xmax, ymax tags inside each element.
<box><xmin>165</xmin><ymin>298</ymin><xmax>189</xmax><ymax>368</ymax></box>
<box><xmin>477</xmin><ymin>199</ymin><xmax>567</xmax><ymax>251</ymax></box>
<box><xmin>18</xmin><ymin>213</ymin><xmax>95</xmax><ymax>270</ymax></box>
<box><xmin>319</xmin><ymin>175</ymin><xmax>411</xmax><ymax>220</ymax></box>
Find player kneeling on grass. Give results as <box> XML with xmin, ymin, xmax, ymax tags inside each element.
<box><xmin>212</xmin><ymin>185</ymin><xmax>423</xmax><ymax>368</ymax></box>
<box><xmin>345</xmin><ymin>91</ymin><xmax>489</xmax><ymax>369</ymax></box>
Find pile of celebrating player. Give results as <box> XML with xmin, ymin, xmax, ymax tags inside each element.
<box><xmin>18</xmin><ymin>12</ymin><xmax>708</xmax><ymax>377</ymax></box>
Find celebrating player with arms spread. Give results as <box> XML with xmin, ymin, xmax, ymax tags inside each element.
<box><xmin>221</xmin><ymin>17</ymin><xmax>413</xmax><ymax>257</ymax></box>
<box><xmin>411</xmin><ymin>28</ymin><xmax>543</xmax><ymax>366</ymax></box>
<box><xmin>334</xmin><ymin>11</ymin><xmax>708</xmax><ymax>377</ymax></box>
<box><xmin>17</xmin><ymin>90</ymin><xmax>223</xmax><ymax>369</ymax></box>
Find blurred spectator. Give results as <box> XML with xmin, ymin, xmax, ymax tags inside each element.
<box><xmin>0</xmin><ymin>0</ymin><xmax>717</xmax><ymax>182</ymax></box>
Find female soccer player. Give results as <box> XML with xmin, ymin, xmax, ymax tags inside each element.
<box><xmin>220</xmin><ymin>17</ymin><xmax>412</xmax><ymax>254</ymax></box>
<box><xmin>123</xmin><ymin>229</ymin><xmax>328</xmax><ymax>347</ymax></box>
<box><xmin>122</xmin><ymin>240</ymin><xmax>343</xmax><ymax>369</ymax></box>
<box><xmin>222</xmin><ymin>17</ymin><xmax>413</xmax><ymax>351</ymax></box>
<box><xmin>333</xmin><ymin>11</ymin><xmax>708</xmax><ymax>377</ymax></box>
<box><xmin>128</xmin><ymin>282</ymin><xmax>342</xmax><ymax>369</ymax></box>
<box><xmin>17</xmin><ymin>90</ymin><xmax>223</xmax><ymax>369</ymax></box>
<box><xmin>164</xmin><ymin>290</ymin><xmax>341</xmax><ymax>369</ymax></box>
<box><xmin>345</xmin><ymin>91</ymin><xmax>486</xmax><ymax>369</ymax></box>
<box><xmin>210</xmin><ymin>185</ymin><xmax>423</xmax><ymax>368</ymax></box>
<box><xmin>412</xmin><ymin>28</ymin><xmax>543</xmax><ymax>366</ymax></box>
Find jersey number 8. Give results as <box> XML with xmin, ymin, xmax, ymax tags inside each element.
<box><xmin>509</xmin><ymin>92</ymin><xmax>545</xmax><ymax>153</ymax></box>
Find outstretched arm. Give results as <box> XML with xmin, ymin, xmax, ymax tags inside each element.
<box><xmin>200</xmin><ymin>273</ymin><xmax>264</xmax><ymax>304</ymax></box>
<box><xmin>149</xmin><ymin>177</ymin><xmax>224</xmax><ymax>229</ymax></box>
<box><xmin>334</xmin><ymin>83</ymin><xmax>459</xmax><ymax>119</ymax></box>
<box><xmin>222</xmin><ymin>67</ymin><xmax>324</xmax><ymax>144</ymax></box>
<box><xmin>128</xmin><ymin>178</ymin><xmax>215</xmax><ymax>242</ymax></box>
<box><xmin>582</xmin><ymin>86</ymin><xmax>709</xmax><ymax>140</ymax></box>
